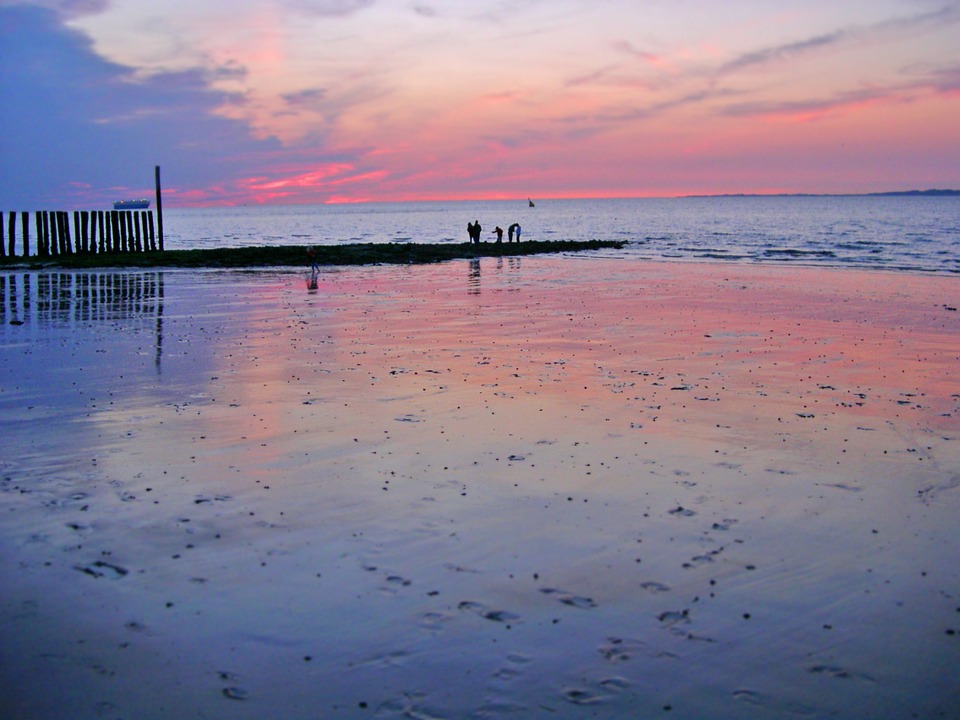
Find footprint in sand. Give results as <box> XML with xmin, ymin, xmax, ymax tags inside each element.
<box><xmin>807</xmin><ymin>664</ymin><xmax>876</xmax><ymax>683</ymax></box>
<box><xmin>598</xmin><ymin>636</ymin><xmax>646</xmax><ymax>663</ymax></box>
<box><xmin>74</xmin><ymin>561</ymin><xmax>128</xmax><ymax>579</ymax></box>
<box><xmin>733</xmin><ymin>689</ymin><xmax>817</xmax><ymax>716</ymax></box>
<box><xmin>657</xmin><ymin>609</ymin><xmax>690</xmax><ymax>627</ymax></box>
<box><xmin>540</xmin><ymin>587</ymin><xmax>598</xmax><ymax>609</ymax></box>
<box><xmin>917</xmin><ymin>474</ymin><xmax>960</xmax><ymax>504</ymax></box>
<box><xmin>640</xmin><ymin>581</ymin><xmax>671</xmax><ymax>594</ymax></box>
<box><xmin>457</xmin><ymin>600</ymin><xmax>520</xmax><ymax>623</ymax></box>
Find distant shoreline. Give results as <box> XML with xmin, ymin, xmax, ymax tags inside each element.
<box><xmin>0</xmin><ymin>240</ymin><xmax>624</xmax><ymax>270</ymax></box>
<box><xmin>682</xmin><ymin>188</ymin><xmax>960</xmax><ymax>199</ymax></box>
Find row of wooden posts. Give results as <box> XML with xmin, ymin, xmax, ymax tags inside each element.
<box><xmin>2</xmin><ymin>167</ymin><xmax>166</xmax><ymax>260</ymax></box>
<box><xmin>0</xmin><ymin>209</ymin><xmax>163</xmax><ymax>259</ymax></box>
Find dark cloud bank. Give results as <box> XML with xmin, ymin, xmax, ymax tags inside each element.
<box><xmin>0</xmin><ymin>5</ymin><xmax>279</xmax><ymax>208</ymax></box>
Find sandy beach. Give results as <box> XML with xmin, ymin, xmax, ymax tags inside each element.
<box><xmin>1</xmin><ymin>256</ymin><xmax>958</xmax><ymax>719</ymax></box>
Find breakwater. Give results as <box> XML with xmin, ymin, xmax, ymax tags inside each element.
<box><xmin>1</xmin><ymin>210</ymin><xmax>162</xmax><ymax>258</ymax></box>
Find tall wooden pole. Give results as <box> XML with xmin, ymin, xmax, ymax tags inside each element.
<box><xmin>21</xmin><ymin>212</ymin><xmax>29</xmax><ymax>257</ymax></box>
<box><xmin>155</xmin><ymin>165</ymin><xmax>164</xmax><ymax>251</ymax></box>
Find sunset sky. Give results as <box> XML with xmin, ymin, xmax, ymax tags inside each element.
<box><xmin>1</xmin><ymin>0</ymin><xmax>958</xmax><ymax>208</ymax></box>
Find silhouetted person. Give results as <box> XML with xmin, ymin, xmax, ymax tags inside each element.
<box><xmin>493</xmin><ymin>226</ymin><xmax>504</xmax><ymax>243</ymax></box>
<box><xmin>306</xmin><ymin>246</ymin><xmax>320</xmax><ymax>290</ymax></box>
<box><xmin>473</xmin><ymin>220</ymin><xmax>482</xmax><ymax>243</ymax></box>
<box><xmin>515</xmin><ymin>223</ymin><xmax>522</xmax><ymax>242</ymax></box>
<box><xmin>508</xmin><ymin>223</ymin><xmax>520</xmax><ymax>242</ymax></box>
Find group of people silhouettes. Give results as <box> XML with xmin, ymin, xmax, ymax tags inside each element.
<box><xmin>467</xmin><ymin>220</ymin><xmax>522</xmax><ymax>244</ymax></box>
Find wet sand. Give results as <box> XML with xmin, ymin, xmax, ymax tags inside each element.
<box><xmin>1</xmin><ymin>258</ymin><xmax>959</xmax><ymax>719</ymax></box>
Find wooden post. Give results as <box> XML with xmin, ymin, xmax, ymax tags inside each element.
<box><xmin>147</xmin><ymin>211</ymin><xmax>156</xmax><ymax>251</ymax></box>
<box><xmin>110</xmin><ymin>211</ymin><xmax>120</xmax><ymax>252</ymax></box>
<box><xmin>61</xmin><ymin>211</ymin><xmax>71</xmax><ymax>254</ymax></box>
<box><xmin>40</xmin><ymin>212</ymin><xmax>49</xmax><ymax>256</ymax></box>
<box><xmin>21</xmin><ymin>212</ymin><xmax>29</xmax><ymax>257</ymax></box>
<box><xmin>81</xmin><ymin>211</ymin><xmax>89</xmax><ymax>253</ymax></box>
<box><xmin>119</xmin><ymin>212</ymin><xmax>127</xmax><ymax>252</ymax></box>
<box><xmin>73</xmin><ymin>211</ymin><xmax>81</xmax><ymax>253</ymax></box>
<box><xmin>52</xmin><ymin>212</ymin><xmax>60</xmax><ymax>254</ymax></box>
<box><xmin>92</xmin><ymin>212</ymin><xmax>99</xmax><ymax>254</ymax></box>
<box><xmin>125</xmin><ymin>211</ymin><xmax>135</xmax><ymax>252</ymax></box>
<box><xmin>98</xmin><ymin>211</ymin><xmax>106</xmax><ymax>253</ymax></box>
<box><xmin>50</xmin><ymin>212</ymin><xmax>59</xmax><ymax>255</ymax></box>
<box><xmin>139</xmin><ymin>211</ymin><xmax>149</xmax><ymax>252</ymax></box>
<box><xmin>8</xmin><ymin>212</ymin><xmax>16</xmax><ymax>257</ymax></box>
<box><xmin>133</xmin><ymin>211</ymin><xmax>143</xmax><ymax>252</ymax></box>
<box><xmin>155</xmin><ymin>165</ymin><xmax>164</xmax><ymax>251</ymax></box>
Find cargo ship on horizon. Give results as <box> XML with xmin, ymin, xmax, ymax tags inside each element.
<box><xmin>114</xmin><ymin>198</ymin><xmax>151</xmax><ymax>210</ymax></box>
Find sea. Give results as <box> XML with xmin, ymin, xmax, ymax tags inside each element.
<box><xmin>163</xmin><ymin>196</ymin><xmax>960</xmax><ymax>275</ymax></box>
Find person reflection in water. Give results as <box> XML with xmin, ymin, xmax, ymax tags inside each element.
<box><xmin>468</xmin><ymin>258</ymin><xmax>481</xmax><ymax>294</ymax></box>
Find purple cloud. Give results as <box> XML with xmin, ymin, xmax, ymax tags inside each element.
<box><xmin>0</xmin><ymin>5</ymin><xmax>286</xmax><ymax>207</ymax></box>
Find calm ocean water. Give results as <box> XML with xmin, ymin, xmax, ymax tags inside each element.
<box><xmin>163</xmin><ymin>196</ymin><xmax>960</xmax><ymax>274</ymax></box>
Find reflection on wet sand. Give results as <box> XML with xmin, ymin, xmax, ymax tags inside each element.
<box><xmin>468</xmin><ymin>258</ymin><xmax>481</xmax><ymax>294</ymax></box>
<box><xmin>468</xmin><ymin>257</ymin><xmax>523</xmax><ymax>295</ymax></box>
<box><xmin>1</xmin><ymin>259</ymin><xmax>959</xmax><ymax>720</ymax></box>
<box><xmin>1</xmin><ymin>270</ymin><xmax>165</xmax><ymax>369</ymax></box>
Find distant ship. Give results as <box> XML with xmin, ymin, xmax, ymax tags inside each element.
<box><xmin>114</xmin><ymin>198</ymin><xmax>150</xmax><ymax>210</ymax></box>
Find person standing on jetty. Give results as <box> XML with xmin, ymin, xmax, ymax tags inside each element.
<box><xmin>473</xmin><ymin>220</ymin><xmax>482</xmax><ymax>243</ymax></box>
<box><xmin>467</xmin><ymin>221</ymin><xmax>475</xmax><ymax>243</ymax></box>
<box><xmin>493</xmin><ymin>226</ymin><xmax>504</xmax><ymax>243</ymax></box>
<box><xmin>508</xmin><ymin>223</ymin><xmax>521</xmax><ymax>242</ymax></box>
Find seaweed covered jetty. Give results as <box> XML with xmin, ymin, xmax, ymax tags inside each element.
<box><xmin>0</xmin><ymin>240</ymin><xmax>623</xmax><ymax>270</ymax></box>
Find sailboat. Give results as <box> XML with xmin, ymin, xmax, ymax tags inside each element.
<box><xmin>528</xmin><ymin>197</ymin><xmax>535</xmax><ymax>207</ymax></box>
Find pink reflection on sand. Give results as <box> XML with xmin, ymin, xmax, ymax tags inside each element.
<box><xmin>2</xmin><ymin>259</ymin><xmax>959</xmax><ymax>718</ymax></box>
